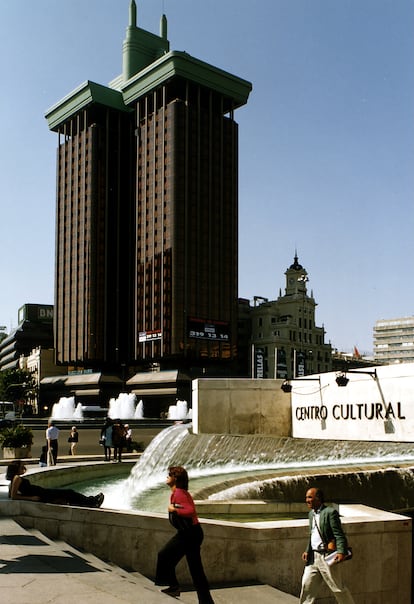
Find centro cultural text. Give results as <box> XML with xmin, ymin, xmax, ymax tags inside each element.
<box><xmin>295</xmin><ymin>402</ymin><xmax>406</xmax><ymax>421</ymax></box>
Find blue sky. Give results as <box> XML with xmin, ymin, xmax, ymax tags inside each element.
<box><xmin>1</xmin><ymin>0</ymin><xmax>413</xmax><ymax>355</ymax></box>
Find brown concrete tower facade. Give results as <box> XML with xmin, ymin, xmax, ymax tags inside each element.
<box><xmin>46</xmin><ymin>2</ymin><xmax>251</xmax><ymax>374</ymax></box>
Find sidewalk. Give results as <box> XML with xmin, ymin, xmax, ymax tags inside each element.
<box><xmin>0</xmin><ymin>518</ymin><xmax>298</xmax><ymax>603</ymax></box>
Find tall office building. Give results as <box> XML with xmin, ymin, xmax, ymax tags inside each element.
<box><xmin>46</xmin><ymin>2</ymin><xmax>251</xmax><ymax>375</ymax></box>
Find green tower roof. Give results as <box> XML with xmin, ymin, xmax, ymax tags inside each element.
<box><xmin>45</xmin><ymin>81</ymin><xmax>131</xmax><ymax>132</ymax></box>
<box><xmin>121</xmin><ymin>50</ymin><xmax>251</xmax><ymax>111</ymax></box>
<box><xmin>45</xmin><ymin>2</ymin><xmax>251</xmax><ymax>130</ymax></box>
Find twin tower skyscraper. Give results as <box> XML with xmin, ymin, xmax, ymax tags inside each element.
<box><xmin>46</xmin><ymin>1</ymin><xmax>251</xmax><ymax>376</ymax></box>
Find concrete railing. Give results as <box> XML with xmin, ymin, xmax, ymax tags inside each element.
<box><xmin>0</xmin><ymin>494</ymin><xmax>411</xmax><ymax>602</ymax></box>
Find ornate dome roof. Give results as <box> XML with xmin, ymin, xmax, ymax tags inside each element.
<box><xmin>289</xmin><ymin>254</ymin><xmax>304</xmax><ymax>271</ymax></box>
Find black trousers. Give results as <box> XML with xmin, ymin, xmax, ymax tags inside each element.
<box><xmin>155</xmin><ymin>524</ymin><xmax>214</xmax><ymax>604</ymax></box>
<box><xmin>35</xmin><ymin>486</ymin><xmax>97</xmax><ymax>507</ymax></box>
<box><xmin>113</xmin><ymin>445</ymin><xmax>123</xmax><ymax>462</ymax></box>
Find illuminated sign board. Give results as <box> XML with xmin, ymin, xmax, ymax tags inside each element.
<box><xmin>139</xmin><ymin>330</ymin><xmax>162</xmax><ymax>343</ymax></box>
<box><xmin>187</xmin><ymin>318</ymin><xmax>230</xmax><ymax>341</ymax></box>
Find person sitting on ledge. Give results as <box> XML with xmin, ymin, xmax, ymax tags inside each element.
<box><xmin>6</xmin><ymin>460</ymin><xmax>104</xmax><ymax>508</ymax></box>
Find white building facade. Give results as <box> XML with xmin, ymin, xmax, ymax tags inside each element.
<box><xmin>373</xmin><ymin>316</ymin><xmax>414</xmax><ymax>365</ymax></box>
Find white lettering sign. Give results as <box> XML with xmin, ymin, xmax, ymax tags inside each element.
<box><xmin>291</xmin><ymin>364</ymin><xmax>414</xmax><ymax>442</ymax></box>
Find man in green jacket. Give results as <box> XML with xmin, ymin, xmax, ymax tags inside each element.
<box><xmin>300</xmin><ymin>487</ymin><xmax>355</xmax><ymax>603</ymax></box>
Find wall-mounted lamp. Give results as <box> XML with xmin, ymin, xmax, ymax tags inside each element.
<box><xmin>335</xmin><ymin>369</ymin><xmax>377</xmax><ymax>387</ymax></box>
<box><xmin>335</xmin><ymin>373</ymin><xmax>349</xmax><ymax>387</ymax></box>
<box><xmin>281</xmin><ymin>377</ymin><xmax>320</xmax><ymax>393</ymax></box>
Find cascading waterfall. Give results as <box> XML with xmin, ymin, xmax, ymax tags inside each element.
<box><xmin>126</xmin><ymin>423</ymin><xmax>414</xmax><ymax>510</ymax></box>
<box><xmin>127</xmin><ymin>422</ymin><xmax>191</xmax><ymax>496</ymax></box>
<box><xmin>202</xmin><ymin>466</ymin><xmax>414</xmax><ymax>512</ymax></box>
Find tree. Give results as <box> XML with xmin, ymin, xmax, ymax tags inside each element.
<box><xmin>0</xmin><ymin>368</ymin><xmax>36</xmax><ymax>403</ymax></box>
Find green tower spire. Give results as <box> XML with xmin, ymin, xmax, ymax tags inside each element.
<box><xmin>123</xmin><ymin>0</ymin><xmax>169</xmax><ymax>82</ymax></box>
<box><xmin>160</xmin><ymin>13</ymin><xmax>167</xmax><ymax>40</ymax></box>
<box><xmin>129</xmin><ymin>0</ymin><xmax>137</xmax><ymax>27</ymax></box>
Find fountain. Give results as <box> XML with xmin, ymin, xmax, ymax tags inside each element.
<box><xmin>124</xmin><ymin>423</ymin><xmax>414</xmax><ymax>512</ymax></box>
<box><xmin>108</xmin><ymin>393</ymin><xmax>138</xmax><ymax>419</ymax></box>
<box><xmin>134</xmin><ymin>399</ymin><xmax>144</xmax><ymax>419</ymax></box>
<box><xmin>51</xmin><ymin>396</ymin><xmax>84</xmax><ymax>420</ymax></box>
<box><xmin>167</xmin><ymin>399</ymin><xmax>190</xmax><ymax>420</ymax></box>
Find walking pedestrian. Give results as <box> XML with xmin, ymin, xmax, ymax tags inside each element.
<box><xmin>155</xmin><ymin>466</ymin><xmax>215</xmax><ymax>603</ymax></box>
<box><xmin>68</xmin><ymin>426</ymin><xmax>78</xmax><ymax>455</ymax></box>
<box><xmin>299</xmin><ymin>487</ymin><xmax>354</xmax><ymax>604</ymax></box>
<box><xmin>46</xmin><ymin>420</ymin><xmax>59</xmax><ymax>465</ymax></box>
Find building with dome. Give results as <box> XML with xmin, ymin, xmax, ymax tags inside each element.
<box><xmin>248</xmin><ymin>255</ymin><xmax>332</xmax><ymax>379</ymax></box>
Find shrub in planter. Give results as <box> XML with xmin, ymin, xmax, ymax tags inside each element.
<box><xmin>0</xmin><ymin>424</ymin><xmax>34</xmax><ymax>458</ymax></box>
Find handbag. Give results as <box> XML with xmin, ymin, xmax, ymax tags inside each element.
<box><xmin>168</xmin><ymin>511</ymin><xmax>193</xmax><ymax>532</ymax></box>
<box><xmin>99</xmin><ymin>437</ymin><xmax>105</xmax><ymax>446</ymax></box>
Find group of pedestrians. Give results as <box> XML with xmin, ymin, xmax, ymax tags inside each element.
<box><xmin>40</xmin><ymin>421</ymin><xmax>79</xmax><ymax>466</ymax></box>
<box><xmin>40</xmin><ymin>418</ymin><xmax>133</xmax><ymax>465</ymax></box>
<box><xmin>100</xmin><ymin>417</ymin><xmax>131</xmax><ymax>462</ymax></box>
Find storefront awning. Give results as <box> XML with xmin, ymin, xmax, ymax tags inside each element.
<box><xmin>131</xmin><ymin>387</ymin><xmax>177</xmax><ymax>396</ymax></box>
<box><xmin>41</xmin><ymin>373</ymin><xmax>122</xmax><ymax>387</ymax></box>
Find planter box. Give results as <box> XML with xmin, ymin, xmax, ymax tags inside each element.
<box><xmin>2</xmin><ymin>446</ymin><xmax>32</xmax><ymax>459</ymax></box>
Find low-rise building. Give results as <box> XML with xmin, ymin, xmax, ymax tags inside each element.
<box><xmin>21</xmin><ymin>347</ymin><xmax>65</xmax><ymax>415</ymax></box>
<box><xmin>373</xmin><ymin>316</ymin><xmax>414</xmax><ymax>365</ymax></box>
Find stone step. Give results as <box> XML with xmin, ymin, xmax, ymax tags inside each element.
<box><xmin>0</xmin><ymin>518</ymin><xmax>298</xmax><ymax>603</ymax></box>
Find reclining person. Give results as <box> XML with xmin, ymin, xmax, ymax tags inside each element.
<box><xmin>6</xmin><ymin>460</ymin><xmax>104</xmax><ymax>508</ymax></box>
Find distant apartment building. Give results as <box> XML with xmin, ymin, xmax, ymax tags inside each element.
<box><xmin>249</xmin><ymin>255</ymin><xmax>332</xmax><ymax>379</ymax></box>
<box><xmin>373</xmin><ymin>316</ymin><xmax>414</xmax><ymax>364</ymax></box>
<box><xmin>20</xmin><ymin>346</ymin><xmax>64</xmax><ymax>415</ymax></box>
<box><xmin>0</xmin><ymin>304</ymin><xmax>54</xmax><ymax>371</ymax></box>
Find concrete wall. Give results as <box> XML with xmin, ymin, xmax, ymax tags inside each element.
<box><xmin>0</xmin><ymin>499</ymin><xmax>411</xmax><ymax>603</ymax></box>
<box><xmin>192</xmin><ymin>378</ymin><xmax>291</xmax><ymax>436</ymax></box>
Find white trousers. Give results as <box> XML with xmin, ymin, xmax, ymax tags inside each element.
<box><xmin>300</xmin><ymin>551</ymin><xmax>355</xmax><ymax>604</ymax></box>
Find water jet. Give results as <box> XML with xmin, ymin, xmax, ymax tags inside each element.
<box><xmin>51</xmin><ymin>396</ymin><xmax>83</xmax><ymax>420</ymax></box>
